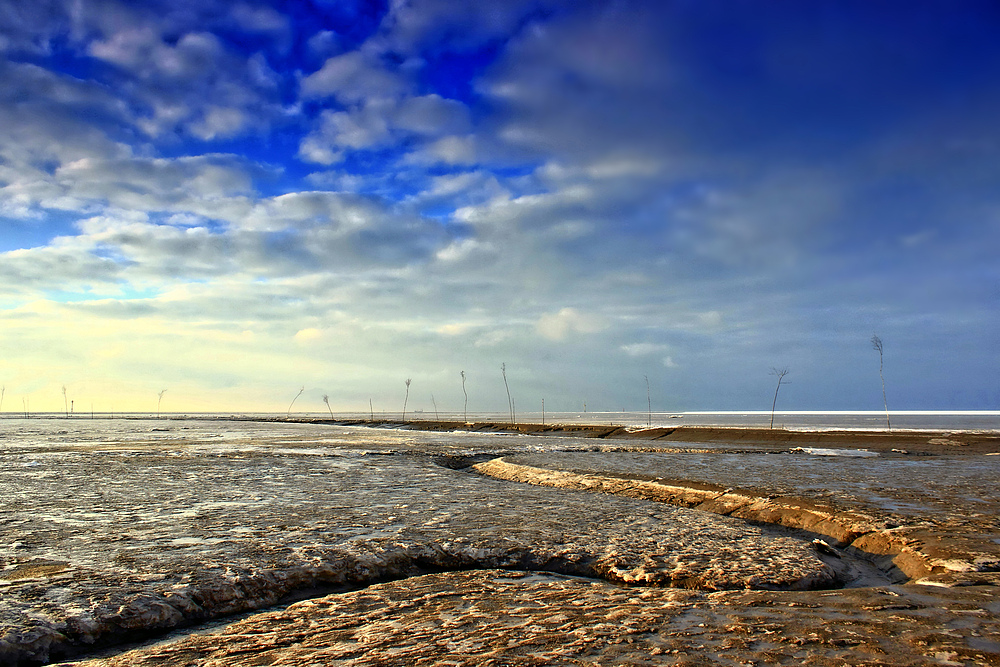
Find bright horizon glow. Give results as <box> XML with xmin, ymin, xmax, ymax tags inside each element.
<box><xmin>2</xmin><ymin>2</ymin><xmax>999</xmax><ymax>414</ymax></box>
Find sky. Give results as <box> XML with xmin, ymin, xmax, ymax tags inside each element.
<box><xmin>1</xmin><ymin>0</ymin><xmax>999</xmax><ymax>415</ymax></box>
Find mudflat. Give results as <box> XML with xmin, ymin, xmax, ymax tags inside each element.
<box><xmin>1</xmin><ymin>418</ymin><xmax>996</xmax><ymax>666</ymax></box>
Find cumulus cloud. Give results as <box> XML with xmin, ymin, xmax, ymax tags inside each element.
<box><xmin>86</xmin><ymin>21</ymin><xmax>286</xmax><ymax>140</ymax></box>
<box><xmin>51</xmin><ymin>155</ymin><xmax>255</xmax><ymax>218</ymax></box>
<box><xmin>620</xmin><ymin>342</ymin><xmax>668</xmax><ymax>357</ymax></box>
<box><xmin>409</xmin><ymin>135</ymin><xmax>479</xmax><ymax>165</ymax></box>
<box><xmin>294</xmin><ymin>327</ymin><xmax>323</xmax><ymax>343</ymax></box>
<box><xmin>373</xmin><ymin>0</ymin><xmax>571</xmax><ymax>54</ymax></box>
<box><xmin>536</xmin><ymin>307</ymin><xmax>607</xmax><ymax>341</ymax></box>
<box><xmin>480</xmin><ymin>4</ymin><xmax>674</xmax><ymax>162</ymax></box>
<box><xmin>301</xmin><ymin>51</ymin><xmax>411</xmax><ymax>102</ymax></box>
<box><xmin>393</xmin><ymin>95</ymin><xmax>470</xmax><ymax>135</ymax></box>
<box><xmin>298</xmin><ymin>95</ymin><xmax>473</xmax><ymax>165</ymax></box>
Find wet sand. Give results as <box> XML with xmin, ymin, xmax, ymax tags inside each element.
<box><xmin>61</xmin><ymin>570</ymin><xmax>1000</xmax><ymax>666</ymax></box>
<box><xmin>1</xmin><ymin>418</ymin><xmax>997</xmax><ymax>665</ymax></box>
<box><xmin>277</xmin><ymin>417</ymin><xmax>1000</xmax><ymax>455</ymax></box>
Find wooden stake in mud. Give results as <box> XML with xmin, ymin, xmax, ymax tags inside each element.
<box><xmin>769</xmin><ymin>367</ymin><xmax>789</xmax><ymax>429</ymax></box>
<box><xmin>402</xmin><ymin>379</ymin><xmax>411</xmax><ymax>421</ymax></box>
<box><xmin>871</xmin><ymin>335</ymin><xmax>890</xmax><ymax>430</ymax></box>
<box><xmin>501</xmin><ymin>363</ymin><xmax>514</xmax><ymax>425</ymax></box>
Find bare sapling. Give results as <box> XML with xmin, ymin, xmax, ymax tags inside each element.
<box><xmin>157</xmin><ymin>389</ymin><xmax>167</xmax><ymax>419</ymax></box>
<box><xmin>323</xmin><ymin>394</ymin><xmax>334</xmax><ymax>418</ymax></box>
<box><xmin>871</xmin><ymin>335</ymin><xmax>890</xmax><ymax>430</ymax></box>
<box><xmin>645</xmin><ymin>375</ymin><xmax>651</xmax><ymax>427</ymax></box>
<box><xmin>501</xmin><ymin>363</ymin><xmax>514</xmax><ymax>425</ymax></box>
<box><xmin>769</xmin><ymin>367</ymin><xmax>789</xmax><ymax>429</ymax></box>
<box><xmin>286</xmin><ymin>386</ymin><xmax>304</xmax><ymax>419</ymax></box>
<box><xmin>460</xmin><ymin>371</ymin><xmax>468</xmax><ymax>422</ymax></box>
<box><xmin>402</xmin><ymin>378</ymin><xmax>411</xmax><ymax>421</ymax></box>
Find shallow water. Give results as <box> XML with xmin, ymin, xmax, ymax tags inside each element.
<box><xmin>508</xmin><ymin>448</ymin><xmax>1000</xmax><ymax>523</ymax></box>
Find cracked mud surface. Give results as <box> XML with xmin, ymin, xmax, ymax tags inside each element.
<box><xmin>2</xmin><ymin>418</ymin><xmax>998</xmax><ymax>665</ymax></box>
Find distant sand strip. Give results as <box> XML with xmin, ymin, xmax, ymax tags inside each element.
<box><xmin>471</xmin><ymin>457</ymin><xmax>1000</xmax><ymax>584</ymax></box>
<box><xmin>274</xmin><ymin>417</ymin><xmax>1000</xmax><ymax>455</ymax></box>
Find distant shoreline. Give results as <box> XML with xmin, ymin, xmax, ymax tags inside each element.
<box><xmin>253</xmin><ymin>417</ymin><xmax>1000</xmax><ymax>455</ymax></box>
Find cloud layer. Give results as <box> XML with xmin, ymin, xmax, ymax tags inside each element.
<box><xmin>2</xmin><ymin>1</ymin><xmax>999</xmax><ymax>413</ymax></box>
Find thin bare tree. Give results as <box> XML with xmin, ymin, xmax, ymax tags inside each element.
<box><xmin>645</xmin><ymin>375</ymin><xmax>651</xmax><ymax>427</ymax></box>
<box><xmin>402</xmin><ymin>378</ymin><xmax>411</xmax><ymax>420</ymax></box>
<box><xmin>501</xmin><ymin>363</ymin><xmax>514</xmax><ymax>425</ymax></box>
<box><xmin>157</xmin><ymin>389</ymin><xmax>167</xmax><ymax>418</ymax></box>
<box><xmin>322</xmin><ymin>394</ymin><xmax>334</xmax><ymax>418</ymax></box>
<box><xmin>872</xmin><ymin>334</ymin><xmax>890</xmax><ymax>429</ymax></box>
<box><xmin>460</xmin><ymin>371</ymin><xmax>468</xmax><ymax>422</ymax></box>
<box><xmin>286</xmin><ymin>386</ymin><xmax>303</xmax><ymax>419</ymax></box>
<box><xmin>769</xmin><ymin>367</ymin><xmax>789</xmax><ymax>429</ymax></box>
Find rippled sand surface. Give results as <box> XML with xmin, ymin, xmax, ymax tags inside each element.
<box><xmin>1</xmin><ymin>418</ymin><xmax>998</xmax><ymax>665</ymax></box>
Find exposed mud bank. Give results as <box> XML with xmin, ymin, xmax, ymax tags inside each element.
<box><xmin>0</xmin><ymin>422</ymin><xmax>841</xmax><ymax>666</ymax></box>
<box><xmin>63</xmin><ymin>569</ymin><xmax>1000</xmax><ymax>667</ymax></box>
<box><xmin>5</xmin><ymin>419</ymin><xmax>997</xmax><ymax>666</ymax></box>
<box><xmin>2</xmin><ymin>532</ymin><xmax>843</xmax><ymax>666</ymax></box>
<box><xmin>271</xmin><ymin>416</ymin><xmax>1000</xmax><ymax>455</ymax></box>
<box><xmin>472</xmin><ymin>457</ymin><xmax>1000</xmax><ymax>583</ymax></box>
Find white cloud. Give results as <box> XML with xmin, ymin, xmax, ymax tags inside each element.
<box><xmin>189</xmin><ymin>106</ymin><xmax>250</xmax><ymax>141</ymax></box>
<box><xmin>417</xmin><ymin>135</ymin><xmax>478</xmax><ymax>165</ymax></box>
<box><xmin>90</xmin><ymin>29</ymin><xmax>225</xmax><ymax>81</ymax></box>
<box><xmin>84</xmin><ymin>21</ymin><xmax>286</xmax><ymax>141</ymax></box>
<box><xmin>478</xmin><ymin>4</ymin><xmax>674</xmax><ymax>163</ymax></box>
<box><xmin>294</xmin><ymin>327</ymin><xmax>323</xmax><ymax>343</ymax></box>
<box><xmin>393</xmin><ymin>94</ymin><xmax>470</xmax><ymax>135</ymax></box>
<box><xmin>374</xmin><ymin>0</ymin><xmax>569</xmax><ymax>54</ymax></box>
<box><xmin>301</xmin><ymin>51</ymin><xmax>410</xmax><ymax>102</ymax></box>
<box><xmin>308</xmin><ymin>105</ymin><xmax>391</xmax><ymax>151</ymax></box>
<box><xmin>297</xmin><ymin>135</ymin><xmax>343</xmax><ymax>166</ymax></box>
<box><xmin>239</xmin><ymin>191</ymin><xmax>382</xmax><ymax>232</ymax></box>
<box><xmin>229</xmin><ymin>4</ymin><xmax>289</xmax><ymax>36</ymax></box>
<box><xmin>298</xmin><ymin>89</ymin><xmax>473</xmax><ymax>164</ymax></box>
<box><xmin>434</xmin><ymin>237</ymin><xmax>495</xmax><ymax>264</ymax></box>
<box><xmin>620</xmin><ymin>342</ymin><xmax>669</xmax><ymax>357</ymax></box>
<box><xmin>536</xmin><ymin>307</ymin><xmax>606</xmax><ymax>341</ymax></box>
<box><xmin>52</xmin><ymin>155</ymin><xmax>255</xmax><ymax>216</ymax></box>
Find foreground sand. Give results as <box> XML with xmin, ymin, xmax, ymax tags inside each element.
<box><xmin>62</xmin><ymin>570</ymin><xmax>1000</xmax><ymax>666</ymax></box>
<box><xmin>2</xmin><ymin>419</ymin><xmax>996</xmax><ymax>666</ymax></box>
